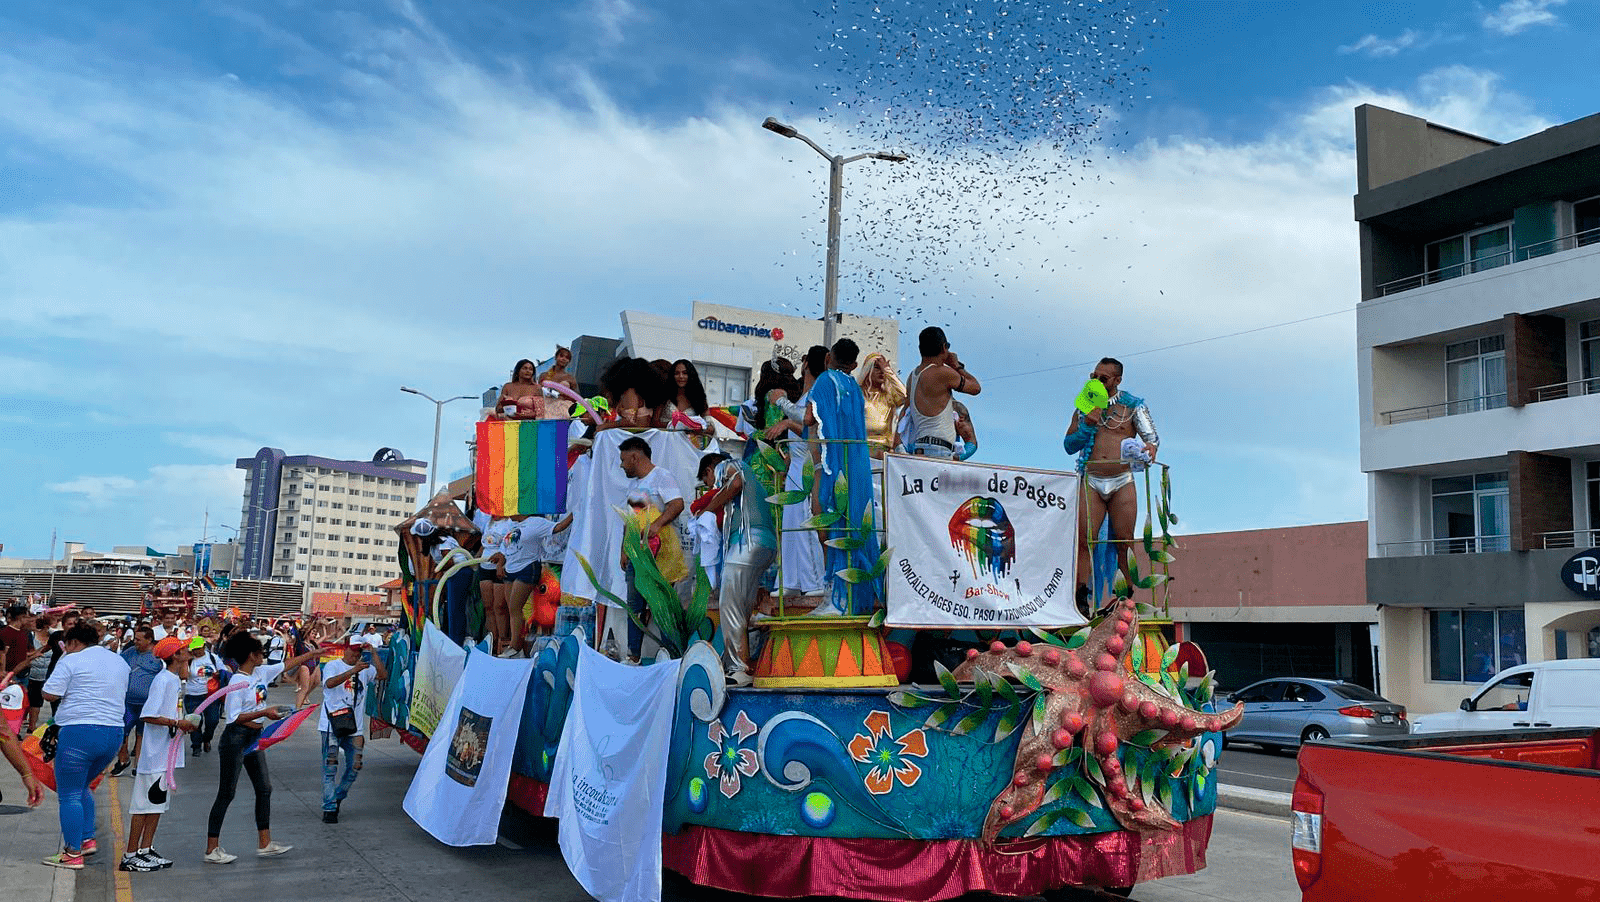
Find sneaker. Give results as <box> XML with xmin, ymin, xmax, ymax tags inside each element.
<box><xmin>322</xmin><ymin>809</ymin><xmax>338</xmax><ymax>824</ymax></box>
<box><xmin>142</xmin><ymin>848</ymin><xmax>174</xmax><ymax>869</ymax></box>
<box><xmin>109</xmin><ymin>759</ymin><xmax>130</xmax><ymax>777</ymax></box>
<box><xmin>256</xmin><ymin>842</ymin><xmax>293</xmax><ymax>857</ymax></box>
<box><xmin>120</xmin><ymin>854</ymin><xmax>159</xmax><ymax>872</ymax></box>
<box><xmin>80</xmin><ymin>838</ymin><xmax>99</xmax><ymax>856</ymax></box>
<box><xmin>42</xmin><ymin>851</ymin><xmax>84</xmax><ymax>870</ymax></box>
<box><xmin>203</xmin><ymin>847</ymin><xmax>237</xmax><ymax>865</ymax></box>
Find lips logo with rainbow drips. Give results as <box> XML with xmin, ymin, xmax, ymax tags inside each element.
<box><xmin>948</xmin><ymin>497</ymin><xmax>1017</xmax><ymax>580</ymax></box>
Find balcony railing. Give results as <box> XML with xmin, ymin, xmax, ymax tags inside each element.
<box><xmin>1379</xmin><ymin>392</ymin><xmax>1508</xmax><ymax>425</ymax></box>
<box><xmin>1539</xmin><ymin>529</ymin><xmax>1600</xmax><ymax>550</ymax></box>
<box><xmin>1531</xmin><ymin>378</ymin><xmax>1600</xmax><ymax>402</ymax></box>
<box><xmin>1377</xmin><ymin>535</ymin><xmax>1511</xmax><ymax>557</ymax></box>
<box><xmin>1373</xmin><ymin>227</ymin><xmax>1600</xmax><ymax>297</ymax></box>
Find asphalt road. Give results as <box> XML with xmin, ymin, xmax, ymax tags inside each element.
<box><xmin>67</xmin><ymin>686</ymin><xmax>1297</xmax><ymax>902</ymax></box>
<box><xmin>1212</xmin><ymin>743</ymin><xmax>1300</xmax><ymax>795</ymax></box>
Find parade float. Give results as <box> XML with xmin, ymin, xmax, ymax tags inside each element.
<box><xmin>373</xmin><ymin>413</ymin><xmax>1239</xmax><ymax>900</ymax></box>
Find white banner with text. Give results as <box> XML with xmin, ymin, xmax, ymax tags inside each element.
<box><xmin>884</xmin><ymin>454</ymin><xmax>1082</xmax><ymax>629</ymax></box>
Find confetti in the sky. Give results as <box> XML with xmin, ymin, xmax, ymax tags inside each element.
<box><xmin>774</xmin><ymin>0</ymin><xmax>1165</xmax><ymax>328</ymax></box>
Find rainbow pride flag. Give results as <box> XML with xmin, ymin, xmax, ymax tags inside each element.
<box><xmin>475</xmin><ymin>419</ymin><xmax>569</xmax><ymax>516</ymax></box>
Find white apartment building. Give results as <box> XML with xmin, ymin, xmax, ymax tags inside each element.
<box><xmin>1355</xmin><ymin>105</ymin><xmax>1600</xmax><ymax>712</ymax></box>
<box><xmin>235</xmin><ymin>447</ymin><xmax>426</xmax><ymax>597</ymax></box>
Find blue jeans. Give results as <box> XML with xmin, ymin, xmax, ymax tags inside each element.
<box><xmin>442</xmin><ymin>567</ymin><xmax>474</xmax><ymax>646</ymax></box>
<box><xmin>320</xmin><ymin>730</ymin><xmax>362</xmax><ymax>812</ymax></box>
<box><xmin>55</xmin><ymin>724</ymin><xmax>122</xmax><ymax>852</ymax></box>
<box><xmin>184</xmin><ymin>693</ymin><xmax>223</xmax><ymax>751</ymax></box>
<box><xmin>624</xmin><ymin>565</ymin><xmax>648</xmax><ymax>659</ymax></box>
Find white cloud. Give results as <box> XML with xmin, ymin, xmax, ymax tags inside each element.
<box><xmin>47</xmin><ymin>464</ymin><xmax>246</xmax><ymax>551</ymax></box>
<box><xmin>1339</xmin><ymin>29</ymin><xmax>1426</xmax><ymax>57</ymax></box>
<box><xmin>0</xmin><ymin>10</ymin><xmax>1561</xmax><ymax>547</ymax></box>
<box><xmin>1482</xmin><ymin>0</ymin><xmax>1566</xmax><ymax>35</ymax></box>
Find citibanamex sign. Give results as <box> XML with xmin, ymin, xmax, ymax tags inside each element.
<box><xmin>1560</xmin><ymin>548</ymin><xmax>1600</xmax><ymax>599</ymax></box>
<box><xmin>697</xmin><ymin>316</ymin><xmax>783</xmax><ymax>341</ymax></box>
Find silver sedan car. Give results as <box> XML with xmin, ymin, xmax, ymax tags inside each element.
<box><xmin>1223</xmin><ymin>678</ymin><xmax>1408</xmax><ymax>750</ymax></box>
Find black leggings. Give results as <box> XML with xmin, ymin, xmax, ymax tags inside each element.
<box><xmin>208</xmin><ymin>723</ymin><xmax>271</xmax><ymax>838</ymax></box>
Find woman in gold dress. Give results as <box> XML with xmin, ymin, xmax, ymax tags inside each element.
<box><xmin>856</xmin><ymin>352</ymin><xmax>906</xmax><ymax>460</ymax></box>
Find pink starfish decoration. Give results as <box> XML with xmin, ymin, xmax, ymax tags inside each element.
<box><xmin>953</xmin><ymin>596</ymin><xmax>1242</xmax><ymax>840</ymax></box>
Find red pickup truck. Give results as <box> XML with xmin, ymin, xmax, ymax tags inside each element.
<box><xmin>1291</xmin><ymin>727</ymin><xmax>1600</xmax><ymax>900</ymax></box>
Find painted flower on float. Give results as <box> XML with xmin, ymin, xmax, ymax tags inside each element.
<box><xmin>848</xmin><ymin>709</ymin><xmax>929</xmax><ymax>794</ymax></box>
<box><xmin>704</xmin><ymin>710</ymin><xmax>760</xmax><ymax>799</ymax></box>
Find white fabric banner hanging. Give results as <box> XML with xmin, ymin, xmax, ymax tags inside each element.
<box><xmin>402</xmin><ymin>652</ymin><xmax>535</xmax><ymax>846</ymax></box>
<box><xmin>547</xmin><ymin>642</ymin><xmax>681</xmax><ymax>902</ymax></box>
<box><xmin>408</xmin><ymin>621</ymin><xmax>468</xmax><ymax>738</ymax></box>
<box><xmin>559</xmin><ymin>428</ymin><xmax>723</xmax><ymax>606</ymax></box>
<box><xmin>883</xmin><ymin>454</ymin><xmax>1084</xmax><ymax>628</ymax></box>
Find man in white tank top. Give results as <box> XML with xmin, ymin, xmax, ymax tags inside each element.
<box><xmin>904</xmin><ymin>326</ymin><xmax>982</xmax><ymax>459</ymax></box>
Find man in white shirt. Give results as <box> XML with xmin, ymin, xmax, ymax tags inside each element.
<box><xmin>183</xmin><ymin>633</ymin><xmax>226</xmax><ymax>754</ymax></box>
<box><xmin>617</xmin><ymin>436</ymin><xmax>684</xmax><ymax>663</ymax></box>
<box><xmin>317</xmin><ymin>635</ymin><xmax>387</xmax><ymax>824</ymax></box>
<box><xmin>123</xmin><ymin>638</ymin><xmax>196</xmax><ymax>871</ymax></box>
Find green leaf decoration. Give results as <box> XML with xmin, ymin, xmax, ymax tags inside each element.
<box><xmin>925</xmin><ymin>703</ymin><xmax>960</xmax><ymax>729</ymax></box>
<box><xmin>1158</xmin><ymin>780</ymin><xmax>1174</xmax><ymax>812</ymax></box>
<box><xmin>867</xmin><ymin>608</ymin><xmax>886</xmax><ymax>629</ymax></box>
<box><xmin>1161</xmin><ymin>644</ymin><xmax>1181</xmax><ymax>672</ymax></box>
<box><xmin>1007</xmin><ymin>662</ymin><xmax>1045</xmax><ymax>692</ymax></box>
<box><xmin>1126</xmin><ymin>555</ymin><xmax>1142</xmax><ymax>585</ymax></box>
<box><xmin>1085</xmin><ymin>754</ymin><xmax>1105</xmax><ymax>785</ymax></box>
<box><xmin>1074</xmin><ymin>778</ymin><xmax>1103</xmax><ymax>809</ymax></box>
<box><xmin>873</xmin><ymin>548</ymin><xmax>891</xmax><ymax>577</ymax></box>
<box><xmin>1148</xmin><ymin>548</ymin><xmax>1176</xmax><ymax>565</ymax></box>
<box><xmin>888</xmin><ymin>691</ymin><xmax>939</xmax><ymax>709</ymax></box>
<box><xmin>1064</xmin><ymin>626</ymin><xmax>1091</xmax><ymax>649</ymax></box>
<box><xmin>952</xmin><ymin>707</ymin><xmax>989</xmax><ymax>735</ymax></box>
<box><xmin>766</xmin><ymin>489</ymin><xmax>809</xmax><ymax>505</ymax></box>
<box><xmin>1128</xmin><ymin>729</ymin><xmax>1164</xmax><ymax>747</ymax></box>
<box><xmin>1066</xmin><ymin>807</ymin><xmax>1098</xmax><ymax>829</ymax></box>
<box><xmin>1135</xmin><ymin>572</ymin><xmax>1170</xmax><ymax>590</ymax></box>
<box><xmin>825</xmin><ymin>536</ymin><xmax>865</xmax><ymax>551</ymax></box>
<box><xmin>685</xmin><ymin>560</ymin><xmax>711</xmax><ymax>642</ymax></box>
<box><xmin>1063</xmin><ymin>747</ymin><xmax>1084</xmax><ymax>766</ymax></box>
<box><xmin>1033</xmin><ymin>691</ymin><xmax>1048</xmax><ymax>727</ymax></box>
<box><xmin>1030</xmin><ymin>626</ymin><xmax>1067</xmax><ymax>647</ymax></box>
<box><xmin>1130</xmin><ymin>634</ymin><xmax>1145</xmax><ymax>671</ymax></box>
<box><xmin>992</xmin><ymin>673</ymin><xmax>1022</xmax><ymax>707</ymax></box>
<box><xmin>972</xmin><ymin>669</ymin><xmax>995</xmax><ymax>710</ymax></box>
<box><xmin>1041</xmin><ymin>779</ymin><xmax>1070</xmax><ymax>807</ymax></box>
<box><xmin>1142</xmin><ymin>511</ymin><xmax>1156</xmax><ymax>556</ymax></box>
<box><xmin>802</xmin><ymin>511</ymin><xmax>843</xmax><ymax>529</ymax></box>
<box><xmin>573</xmin><ymin>553</ymin><xmax>628</xmax><ymax>610</ymax></box>
<box><xmin>1111</xmin><ymin>570</ymin><xmax>1131</xmax><ymax>599</ymax></box>
<box><xmin>835</xmin><ymin>567</ymin><xmax>873</xmax><ymax>585</ymax></box>
<box><xmin>935</xmin><ymin>660</ymin><xmax>961</xmax><ymax>699</ymax></box>
<box><xmin>1023</xmin><ymin>812</ymin><xmax>1058</xmax><ymax>837</ymax></box>
<box><xmin>994</xmin><ymin>706</ymin><xmax>1022</xmax><ymax>742</ymax></box>
<box><xmin>1177</xmin><ymin>662</ymin><xmax>1191</xmax><ymax>686</ymax></box>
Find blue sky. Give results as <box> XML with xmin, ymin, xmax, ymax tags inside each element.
<box><xmin>2</xmin><ymin>0</ymin><xmax>1595</xmax><ymax>559</ymax></box>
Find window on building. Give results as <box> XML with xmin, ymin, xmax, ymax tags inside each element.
<box><xmin>296</xmin><ymin>563</ymin><xmax>306</xmax><ymax>571</ymax></box>
<box><xmin>1445</xmin><ymin>336</ymin><xmax>1507</xmax><ymax>414</ymax></box>
<box><xmin>332</xmin><ymin>503</ymin><xmax>343</xmax><ymax>510</ymax></box>
<box><xmin>1431</xmin><ymin>472</ymin><xmax>1509</xmax><ymax>553</ymax></box>
<box><xmin>282</xmin><ymin>532</ymin><xmax>292</xmax><ymax>543</ymax></box>
<box><xmin>1580</xmin><ymin>320</ymin><xmax>1600</xmax><ymax>395</ymax></box>
<box><xmin>300</xmin><ymin>531</ymin><xmax>309</xmax><ymax>539</ymax></box>
<box><xmin>1426</xmin><ymin>222</ymin><xmax>1512</xmax><ymax>281</ymax></box>
<box><xmin>1588</xmin><ymin>461</ymin><xmax>1600</xmax><ymax>540</ymax></box>
<box><xmin>290</xmin><ymin>469</ymin><xmax>302</xmax><ymax>479</ymax></box>
<box><xmin>1429</xmin><ymin>608</ymin><xmax>1526</xmax><ymax>682</ymax></box>
<box><xmin>1576</xmin><ymin>197</ymin><xmax>1600</xmax><ymax>246</ymax></box>
<box><xmin>697</xmin><ymin>362</ymin><xmax>753</xmax><ymax>407</ymax></box>
<box><xmin>284</xmin><ymin>516</ymin><xmax>295</xmax><ymax>527</ymax></box>
<box><xmin>287</xmin><ymin>500</ymin><xmax>297</xmax><ymax>510</ymax></box>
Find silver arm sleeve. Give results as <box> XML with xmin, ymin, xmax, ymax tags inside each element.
<box><xmin>1133</xmin><ymin>404</ymin><xmax>1159</xmax><ymax>447</ymax></box>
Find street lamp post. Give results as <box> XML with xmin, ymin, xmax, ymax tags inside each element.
<box><xmin>400</xmin><ymin>386</ymin><xmax>475</xmax><ymax>501</ymax></box>
<box><xmin>761</xmin><ymin>117</ymin><xmax>908</xmax><ymax>347</ymax></box>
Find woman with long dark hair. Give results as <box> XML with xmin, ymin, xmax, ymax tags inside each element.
<box><xmin>497</xmin><ymin>359</ymin><xmax>544</xmax><ymax>420</ymax></box>
<box><xmin>202</xmin><ymin>630</ymin><xmax>321</xmax><ymax>864</ymax></box>
<box><xmin>598</xmin><ymin>357</ymin><xmax>670</xmax><ymax>430</ymax></box>
<box><xmin>742</xmin><ymin>357</ymin><xmax>800</xmax><ymax>435</ymax></box>
<box><xmin>660</xmin><ymin>359</ymin><xmax>712</xmax><ymax>434</ymax></box>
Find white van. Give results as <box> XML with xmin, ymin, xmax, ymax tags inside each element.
<box><xmin>1411</xmin><ymin>659</ymin><xmax>1600</xmax><ymax>734</ymax></box>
